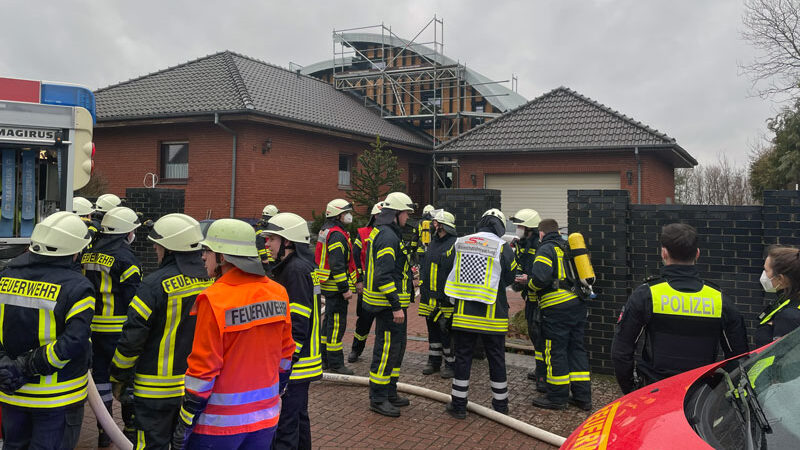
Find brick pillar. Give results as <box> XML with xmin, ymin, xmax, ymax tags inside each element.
<box><xmin>124</xmin><ymin>188</ymin><xmax>185</xmax><ymax>274</ymax></box>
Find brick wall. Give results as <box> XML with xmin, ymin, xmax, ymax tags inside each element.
<box><xmin>435</xmin><ymin>189</ymin><xmax>501</xmax><ymax>235</ymax></box>
<box><xmin>125</xmin><ymin>188</ymin><xmax>185</xmax><ymax>274</ymax></box>
<box><xmin>454</xmin><ymin>150</ymin><xmax>676</xmax><ymax>204</ymax></box>
<box><xmin>568</xmin><ymin>189</ymin><xmax>800</xmax><ymax>374</ymax></box>
<box><xmin>94</xmin><ymin>120</ymin><xmax>431</xmax><ymax>221</ymax></box>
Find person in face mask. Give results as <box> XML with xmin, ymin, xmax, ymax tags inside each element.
<box><xmin>755</xmin><ymin>246</ymin><xmax>800</xmax><ymax>347</ymax></box>
<box><xmin>610</xmin><ymin>223</ymin><xmax>749</xmax><ymax>395</ymax></box>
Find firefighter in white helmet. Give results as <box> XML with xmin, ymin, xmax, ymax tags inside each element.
<box><xmin>348</xmin><ymin>202</ymin><xmax>384</xmax><ymax>363</ymax></box>
<box><xmin>94</xmin><ymin>193</ymin><xmax>122</xmax><ymax>222</ymax></box>
<box><xmin>315</xmin><ymin>199</ymin><xmax>357</xmax><ymax>374</ymax></box>
<box><xmin>255</xmin><ymin>204</ymin><xmax>280</xmax><ymax>273</ymax></box>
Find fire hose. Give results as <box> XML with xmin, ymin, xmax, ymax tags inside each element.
<box><xmin>87</xmin><ymin>376</ymin><xmax>133</xmax><ymax>450</ymax></box>
<box><xmin>322</xmin><ymin>372</ymin><xmax>567</xmax><ymax>447</ymax></box>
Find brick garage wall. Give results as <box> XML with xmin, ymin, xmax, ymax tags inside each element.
<box><xmin>94</xmin><ymin>120</ymin><xmax>431</xmax><ymax>222</ymax></box>
<box><xmin>435</xmin><ymin>189</ymin><xmax>501</xmax><ymax>235</ymax></box>
<box><xmin>454</xmin><ymin>150</ymin><xmax>676</xmax><ymax>204</ymax></box>
<box><xmin>568</xmin><ymin>189</ymin><xmax>800</xmax><ymax>374</ymax></box>
<box><xmin>124</xmin><ymin>188</ymin><xmax>185</xmax><ymax>274</ymax></box>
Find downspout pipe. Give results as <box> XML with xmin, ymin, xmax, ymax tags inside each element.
<box><xmin>635</xmin><ymin>146</ymin><xmax>641</xmax><ymax>204</ymax></box>
<box><xmin>215</xmin><ymin>113</ymin><xmax>237</xmax><ymax>217</ymax></box>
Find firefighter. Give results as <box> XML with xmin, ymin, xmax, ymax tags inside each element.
<box><xmin>316</xmin><ymin>199</ymin><xmax>357</xmax><ymax>375</ymax></box>
<box><xmin>509</xmin><ymin>208</ymin><xmax>544</xmax><ymax>391</ymax></box>
<box><xmin>441</xmin><ymin>209</ymin><xmax>517</xmax><ymax>418</ymax></box>
<box><xmin>415</xmin><ymin>204</ymin><xmax>436</xmax><ymax>256</ymax></box>
<box><xmin>419</xmin><ymin>210</ymin><xmax>458</xmax><ymax>378</ymax></box>
<box><xmin>255</xmin><ymin>204</ymin><xmax>280</xmax><ymax>271</ymax></box>
<box><xmin>363</xmin><ymin>192</ymin><xmax>416</xmax><ymax>417</ymax></box>
<box><xmin>527</xmin><ymin>218</ymin><xmax>591</xmax><ymax>411</ymax></box>
<box><xmin>172</xmin><ymin>219</ymin><xmax>294</xmax><ymax>449</ymax></box>
<box><xmin>348</xmin><ymin>202</ymin><xmax>383</xmax><ymax>363</ymax></box>
<box><xmin>73</xmin><ymin>196</ymin><xmax>99</xmax><ymax>239</ymax></box>
<box><xmin>94</xmin><ymin>193</ymin><xmax>122</xmax><ymax>222</ymax></box>
<box><xmin>0</xmin><ymin>212</ymin><xmax>94</xmax><ymax>449</ymax></box>
<box><xmin>108</xmin><ymin>213</ymin><xmax>212</xmax><ymax>449</ymax></box>
<box><xmin>82</xmin><ymin>205</ymin><xmax>142</xmax><ymax>445</ymax></box>
<box><xmin>264</xmin><ymin>212</ymin><xmax>322</xmax><ymax>450</ymax></box>
<box><xmin>612</xmin><ymin>223</ymin><xmax>749</xmax><ymax>395</ymax></box>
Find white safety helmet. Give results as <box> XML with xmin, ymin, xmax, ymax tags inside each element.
<box><xmin>201</xmin><ymin>219</ymin><xmax>258</xmax><ymax>257</ymax></box>
<box><xmin>383</xmin><ymin>192</ymin><xmax>416</xmax><ymax>212</ymax></box>
<box><xmin>262</xmin><ymin>204</ymin><xmax>279</xmax><ymax>217</ymax></box>
<box><xmin>482</xmin><ymin>208</ymin><xmax>506</xmax><ymax>225</ymax></box>
<box><xmin>72</xmin><ymin>197</ymin><xmax>95</xmax><ymax>216</ymax></box>
<box><xmin>30</xmin><ymin>212</ymin><xmax>91</xmax><ymax>257</ymax></box>
<box><xmin>265</xmin><ymin>213</ymin><xmax>311</xmax><ymax>244</ymax></box>
<box><xmin>432</xmin><ymin>210</ymin><xmax>456</xmax><ymax>229</ymax></box>
<box><xmin>148</xmin><ymin>213</ymin><xmax>204</xmax><ymax>252</ymax></box>
<box><xmin>510</xmin><ymin>209</ymin><xmax>541</xmax><ymax>229</ymax></box>
<box><xmin>101</xmin><ymin>207</ymin><xmax>141</xmax><ymax>234</ymax></box>
<box><xmin>423</xmin><ymin>204</ymin><xmax>435</xmax><ymax>215</ymax></box>
<box><xmin>370</xmin><ymin>202</ymin><xmax>384</xmax><ymax>216</ymax></box>
<box><xmin>326</xmin><ymin>199</ymin><xmax>353</xmax><ymax>218</ymax></box>
<box><xmin>95</xmin><ymin>193</ymin><xmax>122</xmax><ymax>213</ymax></box>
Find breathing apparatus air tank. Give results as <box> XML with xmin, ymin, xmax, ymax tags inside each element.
<box><xmin>568</xmin><ymin>232</ymin><xmax>595</xmax><ymax>297</ymax></box>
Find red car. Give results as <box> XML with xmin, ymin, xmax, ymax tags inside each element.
<box><xmin>562</xmin><ymin>328</ymin><xmax>800</xmax><ymax>449</ymax></box>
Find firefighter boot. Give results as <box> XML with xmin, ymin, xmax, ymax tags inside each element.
<box><xmin>440</xmin><ymin>362</ymin><xmax>455</xmax><ymax>379</ymax></box>
<box><xmin>422</xmin><ymin>356</ymin><xmax>441</xmax><ymax>375</ymax></box>
<box><xmin>370</xmin><ymin>400</ymin><xmax>401</xmax><ymax>417</ymax></box>
<box><xmin>348</xmin><ymin>338</ymin><xmax>365</xmax><ymax>363</ymax></box>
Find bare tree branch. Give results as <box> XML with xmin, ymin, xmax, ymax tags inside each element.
<box><xmin>741</xmin><ymin>0</ymin><xmax>800</xmax><ymax>97</ymax></box>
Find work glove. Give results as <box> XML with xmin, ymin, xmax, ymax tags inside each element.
<box><xmin>0</xmin><ymin>355</ymin><xmax>25</xmax><ymax>395</ymax></box>
<box><xmin>172</xmin><ymin>419</ymin><xmax>192</xmax><ymax>450</ymax></box>
<box><xmin>173</xmin><ymin>391</ymin><xmax>207</xmax><ymax>450</ymax></box>
<box><xmin>110</xmin><ymin>376</ymin><xmax>132</xmax><ymax>403</ymax></box>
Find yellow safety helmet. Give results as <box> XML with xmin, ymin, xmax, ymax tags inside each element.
<box><xmin>30</xmin><ymin>212</ymin><xmax>91</xmax><ymax>257</ymax></box>
<box><xmin>265</xmin><ymin>213</ymin><xmax>310</xmax><ymax>244</ymax></box>
<box><xmin>72</xmin><ymin>197</ymin><xmax>95</xmax><ymax>216</ymax></box>
<box><xmin>510</xmin><ymin>209</ymin><xmax>541</xmax><ymax>229</ymax></box>
<box><xmin>433</xmin><ymin>210</ymin><xmax>456</xmax><ymax>229</ymax></box>
<box><xmin>95</xmin><ymin>193</ymin><xmax>122</xmax><ymax>213</ymax></box>
<box><xmin>262</xmin><ymin>204</ymin><xmax>280</xmax><ymax>217</ymax></box>
<box><xmin>101</xmin><ymin>207</ymin><xmax>141</xmax><ymax>234</ymax></box>
<box><xmin>148</xmin><ymin>213</ymin><xmax>204</xmax><ymax>252</ymax></box>
<box><xmin>201</xmin><ymin>219</ymin><xmax>258</xmax><ymax>257</ymax></box>
<box><xmin>383</xmin><ymin>192</ymin><xmax>416</xmax><ymax>212</ymax></box>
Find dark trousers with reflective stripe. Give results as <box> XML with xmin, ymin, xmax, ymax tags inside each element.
<box><xmin>525</xmin><ymin>299</ymin><xmax>546</xmax><ymax>382</ymax></box>
<box><xmin>134</xmin><ymin>395</ymin><xmax>181</xmax><ymax>449</ymax></box>
<box><xmin>1</xmin><ymin>403</ymin><xmax>83</xmax><ymax>450</ymax></box>
<box><xmin>350</xmin><ymin>293</ymin><xmax>375</xmax><ymax>356</ymax></box>
<box><xmin>451</xmin><ymin>331</ymin><xmax>508</xmax><ymax>412</ymax></box>
<box><xmin>92</xmin><ymin>331</ymin><xmax>136</xmax><ymax>435</ymax></box>
<box><xmin>541</xmin><ymin>300</ymin><xmax>591</xmax><ymax>404</ymax></box>
<box><xmin>273</xmin><ymin>381</ymin><xmax>311</xmax><ymax>450</ymax></box>
<box><xmin>323</xmin><ymin>293</ymin><xmax>348</xmax><ymax>368</ymax></box>
<box><xmin>425</xmin><ymin>315</ymin><xmax>453</xmax><ymax>368</ymax></box>
<box><xmin>187</xmin><ymin>426</ymin><xmax>276</xmax><ymax>450</ymax></box>
<box><xmin>369</xmin><ymin>308</ymin><xmax>407</xmax><ymax>403</ymax></box>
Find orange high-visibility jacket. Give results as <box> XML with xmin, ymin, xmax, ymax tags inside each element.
<box><xmin>183</xmin><ymin>267</ymin><xmax>295</xmax><ymax>436</ymax></box>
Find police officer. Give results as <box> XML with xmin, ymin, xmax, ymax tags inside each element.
<box><xmin>0</xmin><ymin>212</ymin><xmax>95</xmax><ymax>449</ymax></box>
<box><xmin>82</xmin><ymin>206</ymin><xmax>142</xmax><ymax>445</ymax></box>
<box><xmin>316</xmin><ymin>199</ymin><xmax>357</xmax><ymax>375</ymax></box>
<box><xmin>173</xmin><ymin>219</ymin><xmax>295</xmax><ymax>449</ymax></box>
<box><xmin>442</xmin><ymin>209</ymin><xmax>517</xmax><ymax>418</ymax></box>
<box><xmin>363</xmin><ymin>192</ymin><xmax>415</xmax><ymax>417</ymax></box>
<box><xmin>509</xmin><ymin>208</ymin><xmax>544</xmax><ymax>391</ymax></box>
<box><xmin>94</xmin><ymin>193</ymin><xmax>122</xmax><ymax>223</ymax></box>
<box><xmin>255</xmin><ymin>204</ymin><xmax>280</xmax><ymax>270</ymax></box>
<box><xmin>755</xmin><ymin>245</ymin><xmax>800</xmax><ymax>346</ymax></box>
<box><xmin>612</xmin><ymin>223</ymin><xmax>749</xmax><ymax>394</ymax></box>
<box><xmin>265</xmin><ymin>213</ymin><xmax>322</xmax><ymax>449</ymax></box>
<box><xmin>526</xmin><ymin>218</ymin><xmax>591</xmax><ymax>411</ymax></box>
<box><xmin>109</xmin><ymin>214</ymin><xmax>212</xmax><ymax>449</ymax></box>
<box><xmin>419</xmin><ymin>210</ymin><xmax>458</xmax><ymax>378</ymax></box>
<box><xmin>348</xmin><ymin>202</ymin><xmax>383</xmax><ymax>363</ymax></box>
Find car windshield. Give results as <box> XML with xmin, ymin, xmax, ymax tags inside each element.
<box><xmin>744</xmin><ymin>325</ymin><xmax>800</xmax><ymax>448</ymax></box>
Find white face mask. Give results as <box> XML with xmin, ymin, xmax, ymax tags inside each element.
<box><xmin>342</xmin><ymin>212</ymin><xmax>353</xmax><ymax>225</ymax></box>
<box><xmin>760</xmin><ymin>270</ymin><xmax>777</xmax><ymax>293</ymax></box>
<box><xmin>127</xmin><ymin>233</ymin><xmax>136</xmax><ymax>245</ymax></box>
<box><xmin>515</xmin><ymin>227</ymin><xmax>526</xmax><ymax>239</ymax></box>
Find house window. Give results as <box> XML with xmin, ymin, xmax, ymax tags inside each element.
<box><xmin>338</xmin><ymin>154</ymin><xmax>352</xmax><ymax>186</ymax></box>
<box><xmin>161</xmin><ymin>142</ymin><xmax>188</xmax><ymax>180</ymax></box>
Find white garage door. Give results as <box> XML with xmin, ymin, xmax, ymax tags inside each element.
<box><xmin>485</xmin><ymin>173</ymin><xmax>620</xmax><ymax>229</ymax></box>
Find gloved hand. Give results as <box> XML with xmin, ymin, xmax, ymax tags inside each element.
<box><xmin>172</xmin><ymin>419</ymin><xmax>193</xmax><ymax>450</ymax></box>
<box><xmin>14</xmin><ymin>346</ymin><xmax>54</xmax><ymax>377</ymax></box>
<box><xmin>173</xmin><ymin>390</ymin><xmax>207</xmax><ymax>449</ymax></box>
<box><xmin>111</xmin><ymin>378</ymin><xmax>130</xmax><ymax>402</ymax></box>
<box><xmin>0</xmin><ymin>354</ymin><xmax>26</xmax><ymax>395</ymax></box>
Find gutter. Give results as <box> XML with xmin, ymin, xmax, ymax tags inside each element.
<box><xmin>635</xmin><ymin>146</ymin><xmax>641</xmax><ymax>204</ymax></box>
<box><xmin>214</xmin><ymin>113</ymin><xmax>237</xmax><ymax>217</ymax></box>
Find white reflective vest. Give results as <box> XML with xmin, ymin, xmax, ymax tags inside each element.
<box><xmin>444</xmin><ymin>232</ymin><xmax>504</xmax><ymax>304</ymax></box>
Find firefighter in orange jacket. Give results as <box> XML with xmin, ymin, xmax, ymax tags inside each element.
<box><xmin>172</xmin><ymin>219</ymin><xmax>295</xmax><ymax>449</ymax></box>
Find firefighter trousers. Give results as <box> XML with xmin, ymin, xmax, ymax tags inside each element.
<box><xmin>92</xmin><ymin>331</ymin><xmax>136</xmax><ymax>436</ymax></box>
<box><xmin>369</xmin><ymin>308</ymin><xmax>407</xmax><ymax>403</ymax></box>
<box><xmin>0</xmin><ymin>403</ymin><xmax>83</xmax><ymax>450</ymax></box>
<box><xmin>525</xmin><ymin>300</ymin><xmax>546</xmax><ymax>382</ymax></box>
<box><xmin>323</xmin><ymin>293</ymin><xmax>348</xmax><ymax>368</ymax></box>
<box><xmin>133</xmin><ymin>395</ymin><xmax>181</xmax><ymax>450</ymax></box>
<box><xmin>540</xmin><ymin>299</ymin><xmax>592</xmax><ymax>404</ymax></box>
<box><xmin>425</xmin><ymin>316</ymin><xmax>453</xmax><ymax>368</ymax></box>
<box><xmin>451</xmin><ymin>331</ymin><xmax>508</xmax><ymax>413</ymax></box>
<box><xmin>350</xmin><ymin>293</ymin><xmax>375</xmax><ymax>356</ymax></box>
<box><xmin>273</xmin><ymin>381</ymin><xmax>311</xmax><ymax>450</ymax></box>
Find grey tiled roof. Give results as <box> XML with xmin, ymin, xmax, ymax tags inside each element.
<box><xmin>437</xmin><ymin>87</ymin><xmax>693</xmax><ymax>163</ymax></box>
<box><xmin>95</xmin><ymin>51</ymin><xmax>430</xmax><ymax>148</ymax></box>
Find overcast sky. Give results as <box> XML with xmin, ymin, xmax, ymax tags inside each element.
<box><xmin>1</xmin><ymin>0</ymin><xmax>783</xmax><ymax>166</ymax></box>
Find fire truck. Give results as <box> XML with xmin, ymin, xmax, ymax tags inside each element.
<box><xmin>0</xmin><ymin>77</ymin><xmax>95</xmax><ymax>262</ymax></box>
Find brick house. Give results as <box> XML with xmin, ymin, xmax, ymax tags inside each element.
<box><xmin>93</xmin><ymin>51</ymin><xmax>432</xmax><ymax>220</ymax></box>
<box><xmin>434</xmin><ymin>87</ymin><xmax>697</xmax><ymax>226</ymax></box>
